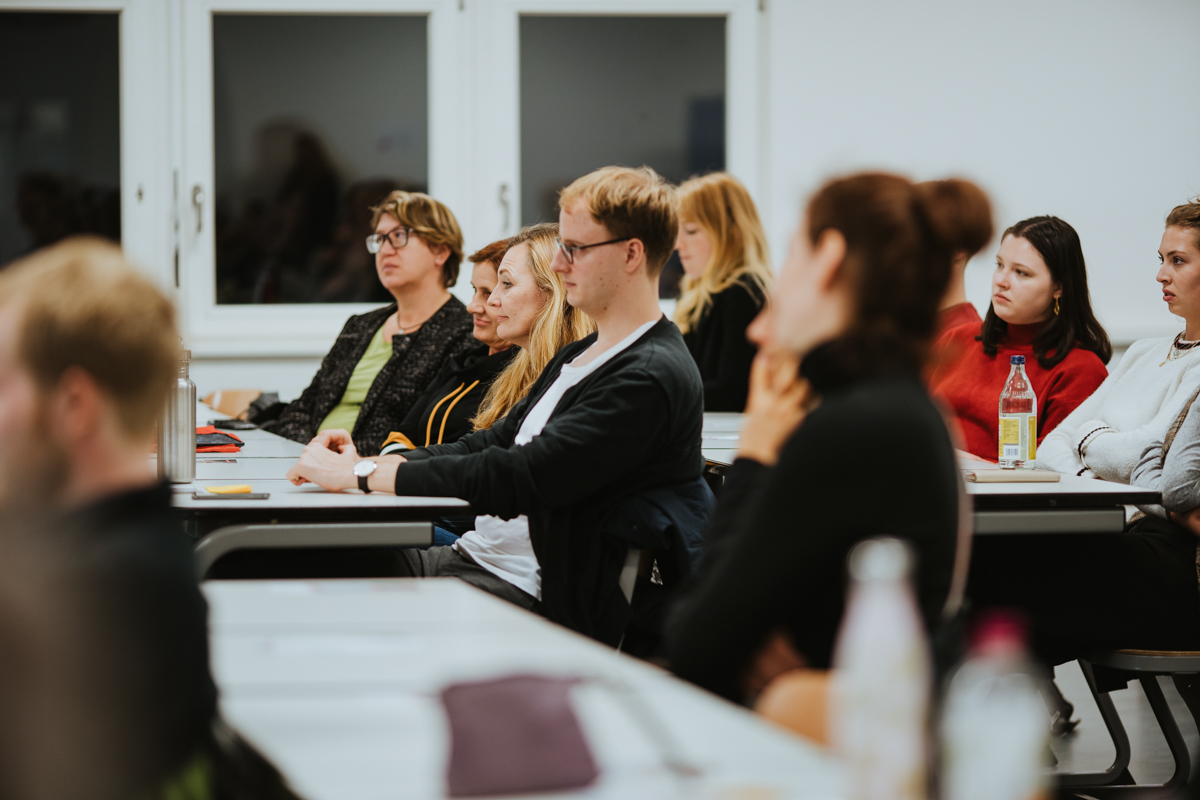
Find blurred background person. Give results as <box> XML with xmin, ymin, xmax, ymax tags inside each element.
<box><xmin>673</xmin><ymin>172</ymin><xmax>772</xmax><ymax>411</ymax></box>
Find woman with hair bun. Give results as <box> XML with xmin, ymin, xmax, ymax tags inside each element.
<box><xmin>929</xmin><ymin>215</ymin><xmax>1111</xmax><ymax>462</ymax></box>
<box><xmin>667</xmin><ymin>172</ymin><xmax>989</xmax><ymax>703</ymax></box>
<box><xmin>674</xmin><ymin>173</ymin><xmax>773</xmax><ymax>411</ymax></box>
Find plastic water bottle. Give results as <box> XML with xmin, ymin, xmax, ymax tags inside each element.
<box><xmin>157</xmin><ymin>346</ymin><xmax>196</xmax><ymax>483</ymax></box>
<box><xmin>830</xmin><ymin>537</ymin><xmax>931</xmax><ymax>800</ymax></box>
<box><xmin>940</xmin><ymin>611</ymin><xmax>1048</xmax><ymax>800</ymax></box>
<box><xmin>999</xmin><ymin>355</ymin><xmax>1037</xmax><ymax>469</ymax></box>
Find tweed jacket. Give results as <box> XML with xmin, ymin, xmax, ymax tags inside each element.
<box><xmin>265</xmin><ymin>298</ymin><xmax>475</xmax><ymax>455</ymax></box>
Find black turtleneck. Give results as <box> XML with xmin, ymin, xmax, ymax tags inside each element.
<box><xmin>665</xmin><ymin>340</ymin><xmax>961</xmax><ymax>703</ymax></box>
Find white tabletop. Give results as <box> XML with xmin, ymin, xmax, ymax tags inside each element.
<box><xmin>207</xmin><ymin>579</ymin><xmax>846</xmax><ymax>800</ymax></box>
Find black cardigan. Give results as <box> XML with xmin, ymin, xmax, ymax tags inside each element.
<box><xmin>381</xmin><ymin>344</ymin><xmax>518</xmax><ymax>451</ymax></box>
<box><xmin>265</xmin><ymin>298</ymin><xmax>475</xmax><ymax>455</ymax></box>
<box><xmin>665</xmin><ymin>342</ymin><xmax>961</xmax><ymax>702</ymax></box>
<box><xmin>395</xmin><ymin>317</ymin><xmax>706</xmax><ymax>642</ymax></box>
<box><xmin>682</xmin><ymin>280</ymin><xmax>765</xmax><ymax>412</ymax></box>
<box><xmin>59</xmin><ymin>484</ymin><xmax>218</xmax><ymax>777</ymax></box>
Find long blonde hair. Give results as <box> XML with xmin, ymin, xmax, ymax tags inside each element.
<box><xmin>472</xmin><ymin>223</ymin><xmax>595</xmax><ymax>430</ymax></box>
<box><xmin>673</xmin><ymin>172</ymin><xmax>773</xmax><ymax>333</ymax></box>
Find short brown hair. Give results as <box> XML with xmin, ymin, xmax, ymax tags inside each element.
<box><xmin>370</xmin><ymin>191</ymin><xmax>465</xmax><ymax>287</ymax></box>
<box><xmin>468</xmin><ymin>237</ymin><xmax>514</xmax><ymax>269</ymax></box>
<box><xmin>1167</xmin><ymin>197</ymin><xmax>1200</xmax><ymax>248</ymax></box>
<box><xmin>0</xmin><ymin>237</ymin><xmax>178</xmax><ymax>437</ymax></box>
<box><xmin>558</xmin><ymin>166</ymin><xmax>678</xmax><ymax>275</ymax></box>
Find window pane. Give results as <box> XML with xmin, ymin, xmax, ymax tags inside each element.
<box><xmin>213</xmin><ymin>14</ymin><xmax>428</xmax><ymax>304</ymax></box>
<box><xmin>520</xmin><ymin>15</ymin><xmax>725</xmax><ymax>297</ymax></box>
<box><xmin>0</xmin><ymin>12</ymin><xmax>121</xmax><ymax>266</ymax></box>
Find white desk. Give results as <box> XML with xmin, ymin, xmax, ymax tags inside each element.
<box><xmin>207</xmin><ymin>579</ymin><xmax>846</xmax><ymax>800</ymax></box>
<box><xmin>700</xmin><ymin>432</ymin><xmax>1159</xmax><ymax>534</ymax></box>
<box><xmin>175</xmin><ymin>405</ymin><xmax>470</xmax><ymax>534</ymax></box>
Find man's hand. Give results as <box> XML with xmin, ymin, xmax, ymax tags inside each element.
<box><xmin>287</xmin><ymin>440</ymin><xmax>361</xmax><ymax>490</ymax></box>
<box><xmin>737</xmin><ymin>350</ymin><xmax>813</xmax><ymax>466</ymax></box>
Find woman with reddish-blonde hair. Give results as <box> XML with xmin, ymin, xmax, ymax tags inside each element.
<box><xmin>667</xmin><ymin>172</ymin><xmax>990</xmax><ymax>703</ymax></box>
<box><xmin>673</xmin><ymin>172</ymin><xmax>773</xmax><ymax>411</ymax></box>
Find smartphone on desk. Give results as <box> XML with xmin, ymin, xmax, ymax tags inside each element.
<box><xmin>211</xmin><ymin>418</ymin><xmax>258</xmax><ymax>430</ymax></box>
<box><xmin>191</xmin><ymin>493</ymin><xmax>271</xmax><ymax>500</ymax></box>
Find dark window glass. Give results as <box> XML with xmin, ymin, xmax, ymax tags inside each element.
<box><xmin>519</xmin><ymin>15</ymin><xmax>725</xmax><ymax>298</ymax></box>
<box><xmin>213</xmin><ymin>14</ymin><xmax>428</xmax><ymax>304</ymax></box>
<box><xmin>0</xmin><ymin>12</ymin><xmax>121</xmax><ymax>266</ymax></box>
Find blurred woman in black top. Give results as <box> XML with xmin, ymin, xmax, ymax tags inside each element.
<box><xmin>673</xmin><ymin>172</ymin><xmax>773</xmax><ymax>411</ymax></box>
<box><xmin>667</xmin><ymin>173</ymin><xmax>990</xmax><ymax>703</ymax></box>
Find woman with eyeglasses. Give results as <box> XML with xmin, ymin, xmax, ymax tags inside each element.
<box><xmin>263</xmin><ymin>191</ymin><xmax>476</xmax><ymax>455</ymax></box>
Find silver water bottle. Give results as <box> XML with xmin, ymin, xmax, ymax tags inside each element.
<box><xmin>157</xmin><ymin>347</ymin><xmax>196</xmax><ymax>483</ymax></box>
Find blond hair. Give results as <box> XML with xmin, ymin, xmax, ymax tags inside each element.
<box><xmin>472</xmin><ymin>223</ymin><xmax>595</xmax><ymax>430</ymax></box>
<box><xmin>370</xmin><ymin>191</ymin><xmax>465</xmax><ymax>287</ymax></box>
<box><xmin>558</xmin><ymin>166</ymin><xmax>678</xmax><ymax>275</ymax></box>
<box><xmin>673</xmin><ymin>173</ymin><xmax>773</xmax><ymax>333</ymax></box>
<box><xmin>0</xmin><ymin>237</ymin><xmax>179</xmax><ymax>437</ymax></box>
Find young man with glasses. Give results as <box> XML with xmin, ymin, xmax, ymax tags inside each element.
<box><xmin>289</xmin><ymin>166</ymin><xmax>710</xmax><ymax>653</ymax></box>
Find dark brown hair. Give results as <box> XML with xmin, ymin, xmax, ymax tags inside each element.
<box><xmin>1166</xmin><ymin>197</ymin><xmax>1200</xmax><ymax>248</ymax></box>
<box><xmin>805</xmin><ymin>172</ymin><xmax>992</xmax><ymax>371</ymax></box>
<box><xmin>468</xmin><ymin>237</ymin><xmax>514</xmax><ymax>268</ymax></box>
<box><xmin>918</xmin><ymin>178</ymin><xmax>994</xmax><ymax>257</ymax></box>
<box><xmin>558</xmin><ymin>166</ymin><xmax>678</xmax><ymax>276</ymax></box>
<box><xmin>979</xmin><ymin>216</ymin><xmax>1112</xmax><ymax>368</ymax></box>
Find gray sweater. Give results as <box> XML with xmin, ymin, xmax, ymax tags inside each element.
<box><xmin>1131</xmin><ymin>398</ymin><xmax>1200</xmax><ymax>513</ymax></box>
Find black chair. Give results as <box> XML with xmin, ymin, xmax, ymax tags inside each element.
<box><xmin>1057</xmin><ymin>650</ymin><xmax>1200</xmax><ymax>799</ymax></box>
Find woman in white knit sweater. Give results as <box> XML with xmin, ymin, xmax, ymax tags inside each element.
<box><xmin>971</xmin><ymin>200</ymin><xmax>1200</xmax><ymax>683</ymax></box>
<box><xmin>1039</xmin><ymin>207</ymin><xmax>1200</xmax><ymax>481</ymax></box>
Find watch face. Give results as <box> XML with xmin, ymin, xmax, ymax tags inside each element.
<box><xmin>353</xmin><ymin>460</ymin><xmax>377</xmax><ymax>477</ymax></box>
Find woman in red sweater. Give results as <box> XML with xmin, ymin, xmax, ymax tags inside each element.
<box><xmin>928</xmin><ymin>216</ymin><xmax>1111</xmax><ymax>462</ymax></box>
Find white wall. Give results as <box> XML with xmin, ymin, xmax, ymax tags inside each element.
<box><xmin>195</xmin><ymin>0</ymin><xmax>1200</xmax><ymax>396</ymax></box>
<box><xmin>764</xmin><ymin>0</ymin><xmax>1200</xmax><ymax>347</ymax></box>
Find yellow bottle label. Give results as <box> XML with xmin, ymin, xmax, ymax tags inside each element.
<box><xmin>998</xmin><ymin>418</ymin><xmax>1020</xmax><ymax>463</ymax></box>
<box><xmin>1029</xmin><ymin>415</ymin><xmax>1037</xmax><ymax>460</ymax></box>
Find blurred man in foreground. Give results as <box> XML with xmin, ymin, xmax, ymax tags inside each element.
<box><xmin>0</xmin><ymin>238</ymin><xmax>298</xmax><ymax>799</ymax></box>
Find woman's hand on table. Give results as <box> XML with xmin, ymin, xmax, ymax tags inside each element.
<box><xmin>737</xmin><ymin>351</ymin><xmax>812</xmax><ymax>466</ymax></box>
<box><xmin>310</xmin><ymin>428</ymin><xmax>355</xmax><ymax>453</ymax></box>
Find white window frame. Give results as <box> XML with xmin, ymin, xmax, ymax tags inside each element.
<box><xmin>175</xmin><ymin>0</ymin><xmax>463</xmax><ymax>358</ymax></box>
<box><xmin>3</xmin><ymin>0</ymin><xmax>173</xmax><ymax>288</ymax></box>
<box><xmin>466</xmin><ymin>0</ymin><xmax>765</xmax><ymax>254</ymax></box>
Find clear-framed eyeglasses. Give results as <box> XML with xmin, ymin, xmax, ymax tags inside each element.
<box><xmin>366</xmin><ymin>226</ymin><xmax>411</xmax><ymax>254</ymax></box>
<box><xmin>554</xmin><ymin>236</ymin><xmax>632</xmax><ymax>264</ymax></box>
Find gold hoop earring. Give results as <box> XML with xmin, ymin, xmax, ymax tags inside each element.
<box><xmin>1054</xmin><ymin>297</ymin><xmax>1060</xmax><ymax>315</ymax></box>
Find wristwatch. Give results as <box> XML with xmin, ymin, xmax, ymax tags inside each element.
<box><xmin>353</xmin><ymin>459</ymin><xmax>378</xmax><ymax>493</ymax></box>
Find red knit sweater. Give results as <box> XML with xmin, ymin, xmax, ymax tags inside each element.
<box><xmin>928</xmin><ymin>322</ymin><xmax>1108</xmax><ymax>462</ymax></box>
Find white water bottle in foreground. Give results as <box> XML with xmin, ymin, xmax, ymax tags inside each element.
<box><xmin>941</xmin><ymin>611</ymin><xmax>1048</xmax><ymax>800</ymax></box>
<box><xmin>830</xmin><ymin>537</ymin><xmax>931</xmax><ymax>800</ymax></box>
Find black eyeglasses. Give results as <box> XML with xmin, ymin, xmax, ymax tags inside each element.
<box><xmin>366</xmin><ymin>226</ymin><xmax>411</xmax><ymax>254</ymax></box>
<box><xmin>555</xmin><ymin>236</ymin><xmax>632</xmax><ymax>264</ymax></box>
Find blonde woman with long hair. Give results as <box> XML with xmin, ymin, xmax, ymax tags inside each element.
<box><xmin>473</xmin><ymin>222</ymin><xmax>595</xmax><ymax>429</ymax></box>
<box><xmin>674</xmin><ymin>172</ymin><xmax>773</xmax><ymax>411</ymax></box>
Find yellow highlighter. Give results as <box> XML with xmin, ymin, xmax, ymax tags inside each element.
<box><xmin>205</xmin><ymin>484</ymin><xmax>252</xmax><ymax>494</ymax></box>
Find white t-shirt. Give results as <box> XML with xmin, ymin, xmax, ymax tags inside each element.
<box><xmin>453</xmin><ymin>320</ymin><xmax>658</xmax><ymax>598</ymax></box>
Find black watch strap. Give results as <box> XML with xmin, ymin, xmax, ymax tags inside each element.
<box><xmin>358</xmin><ymin>472</ymin><xmax>372</xmax><ymax>494</ymax></box>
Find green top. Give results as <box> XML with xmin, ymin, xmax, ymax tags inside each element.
<box><xmin>318</xmin><ymin>323</ymin><xmax>392</xmax><ymax>433</ymax></box>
